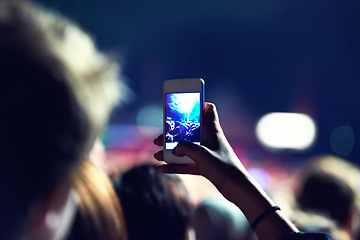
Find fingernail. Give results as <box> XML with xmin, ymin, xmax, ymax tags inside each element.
<box><xmin>171</xmin><ymin>148</ymin><xmax>176</xmax><ymax>155</ymax></box>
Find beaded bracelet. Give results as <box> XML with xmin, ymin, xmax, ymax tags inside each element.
<box><xmin>251</xmin><ymin>205</ymin><xmax>281</xmax><ymax>231</ymax></box>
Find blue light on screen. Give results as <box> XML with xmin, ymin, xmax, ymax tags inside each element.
<box><xmin>165</xmin><ymin>92</ymin><xmax>200</xmax><ymax>149</ymax></box>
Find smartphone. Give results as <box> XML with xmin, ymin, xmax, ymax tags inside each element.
<box><xmin>163</xmin><ymin>78</ymin><xmax>205</xmax><ymax>164</ymax></box>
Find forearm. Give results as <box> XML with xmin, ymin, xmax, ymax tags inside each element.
<box><xmin>211</xmin><ymin>164</ymin><xmax>298</xmax><ymax>240</ymax></box>
<box><xmin>154</xmin><ymin>101</ymin><xmax>327</xmax><ymax>240</ymax></box>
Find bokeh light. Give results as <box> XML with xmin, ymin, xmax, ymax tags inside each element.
<box><xmin>330</xmin><ymin>125</ymin><xmax>355</xmax><ymax>157</ymax></box>
<box><xmin>248</xmin><ymin>167</ymin><xmax>270</xmax><ymax>190</ymax></box>
<box><xmin>256</xmin><ymin>112</ymin><xmax>316</xmax><ymax>150</ymax></box>
<box><xmin>136</xmin><ymin>104</ymin><xmax>162</xmax><ymax>129</ymax></box>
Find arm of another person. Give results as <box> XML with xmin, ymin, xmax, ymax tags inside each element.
<box><xmin>154</xmin><ymin>102</ymin><xmax>331</xmax><ymax>240</ymax></box>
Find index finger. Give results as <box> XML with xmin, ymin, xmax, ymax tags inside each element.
<box><xmin>153</xmin><ymin>134</ymin><xmax>163</xmax><ymax>146</ymax></box>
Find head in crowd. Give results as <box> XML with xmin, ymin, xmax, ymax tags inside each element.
<box><xmin>295</xmin><ymin>155</ymin><xmax>359</xmax><ymax>239</ymax></box>
<box><xmin>68</xmin><ymin>158</ymin><xmax>126</xmax><ymax>240</ymax></box>
<box><xmin>289</xmin><ymin>209</ymin><xmax>351</xmax><ymax>240</ymax></box>
<box><xmin>113</xmin><ymin>164</ymin><xmax>194</xmax><ymax>240</ymax></box>
<box><xmin>0</xmin><ymin>0</ymin><xmax>124</xmax><ymax>239</ymax></box>
<box><xmin>192</xmin><ymin>196</ymin><xmax>251</xmax><ymax>240</ymax></box>
<box><xmin>297</xmin><ymin>172</ymin><xmax>354</xmax><ymax>226</ymax></box>
<box><xmin>300</xmin><ymin>155</ymin><xmax>360</xmax><ymax>203</ymax></box>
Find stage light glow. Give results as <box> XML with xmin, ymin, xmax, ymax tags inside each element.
<box><xmin>168</xmin><ymin>93</ymin><xmax>200</xmax><ymax>122</ymax></box>
<box><xmin>256</xmin><ymin>112</ymin><xmax>316</xmax><ymax>150</ymax></box>
<box><xmin>136</xmin><ymin>104</ymin><xmax>162</xmax><ymax>129</ymax></box>
<box><xmin>248</xmin><ymin>168</ymin><xmax>270</xmax><ymax>190</ymax></box>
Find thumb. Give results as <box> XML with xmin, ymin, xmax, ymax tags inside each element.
<box><xmin>173</xmin><ymin>141</ymin><xmax>210</xmax><ymax>165</ymax></box>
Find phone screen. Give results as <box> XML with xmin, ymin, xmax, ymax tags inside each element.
<box><xmin>165</xmin><ymin>92</ymin><xmax>201</xmax><ymax>150</ymax></box>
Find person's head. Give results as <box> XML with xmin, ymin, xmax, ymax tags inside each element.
<box><xmin>192</xmin><ymin>196</ymin><xmax>251</xmax><ymax>240</ymax></box>
<box><xmin>289</xmin><ymin>209</ymin><xmax>352</xmax><ymax>240</ymax></box>
<box><xmin>113</xmin><ymin>164</ymin><xmax>193</xmax><ymax>240</ymax></box>
<box><xmin>296</xmin><ymin>172</ymin><xmax>355</xmax><ymax>226</ymax></box>
<box><xmin>296</xmin><ymin>155</ymin><xmax>358</xmax><ymax>230</ymax></box>
<box><xmin>68</xmin><ymin>158</ymin><xmax>126</xmax><ymax>240</ymax></box>
<box><xmin>0</xmin><ymin>0</ymin><xmax>123</xmax><ymax>239</ymax></box>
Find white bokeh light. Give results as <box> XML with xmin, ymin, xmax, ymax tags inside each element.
<box><xmin>256</xmin><ymin>112</ymin><xmax>316</xmax><ymax>150</ymax></box>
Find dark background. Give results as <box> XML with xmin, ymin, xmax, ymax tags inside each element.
<box><xmin>37</xmin><ymin>0</ymin><xmax>360</xmax><ymax>165</ymax></box>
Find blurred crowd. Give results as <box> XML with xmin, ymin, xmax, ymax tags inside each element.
<box><xmin>0</xmin><ymin>1</ymin><xmax>359</xmax><ymax>240</ymax></box>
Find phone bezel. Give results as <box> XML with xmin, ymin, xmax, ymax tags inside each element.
<box><xmin>163</xmin><ymin>78</ymin><xmax>204</xmax><ymax>164</ymax></box>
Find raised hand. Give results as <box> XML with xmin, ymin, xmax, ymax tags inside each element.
<box><xmin>153</xmin><ymin>102</ymin><xmax>299</xmax><ymax>240</ymax></box>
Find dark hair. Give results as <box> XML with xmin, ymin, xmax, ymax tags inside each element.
<box><xmin>113</xmin><ymin>165</ymin><xmax>193</xmax><ymax>240</ymax></box>
<box><xmin>296</xmin><ymin>172</ymin><xmax>355</xmax><ymax>226</ymax></box>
